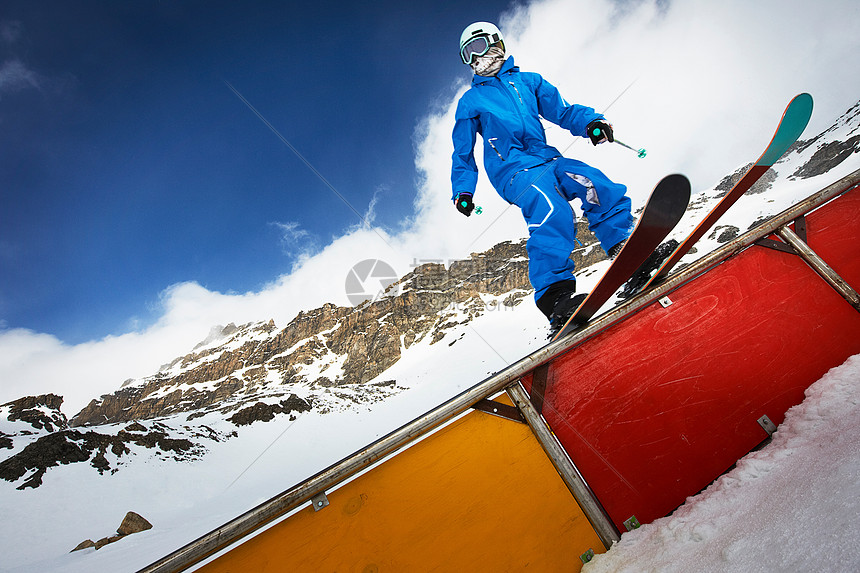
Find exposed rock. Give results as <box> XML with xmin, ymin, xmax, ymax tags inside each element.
<box><xmin>71</xmin><ymin>539</ymin><xmax>95</xmax><ymax>552</ymax></box>
<box><xmin>72</xmin><ymin>377</ymin><xmax>244</xmax><ymax>427</ymax></box>
<box><xmin>0</xmin><ymin>431</ymin><xmax>92</xmax><ymax>489</ymax></box>
<box><xmin>714</xmin><ymin>164</ymin><xmax>777</xmax><ymax>196</ymax></box>
<box><xmin>1</xmin><ymin>394</ymin><xmax>68</xmax><ymax>433</ymax></box>
<box><xmin>117</xmin><ymin>511</ymin><xmax>153</xmax><ymax>535</ymax></box>
<box><xmin>123</xmin><ymin>422</ymin><xmax>147</xmax><ymax>433</ymax></box>
<box><xmin>94</xmin><ymin>535</ymin><xmax>123</xmax><ymax>549</ymax></box>
<box><xmin>0</xmin><ymin>427</ymin><xmax>209</xmax><ymax>489</ymax></box>
<box><xmin>792</xmin><ymin>134</ymin><xmax>860</xmax><ymax>179</ymax></box>
<box><xmin>227</xmin><ymin>395</ymin><xmax>313</xmax><ymax>426</ymax></box>
<box><xmin>71</xmin><ymin>511</ymin><xmax>153</xmax><ymax>552</ymax></box>
<box><xmin>708</xmin><ymin>225</ymin><xmax>741</xmax><ymax>244</ymax></box>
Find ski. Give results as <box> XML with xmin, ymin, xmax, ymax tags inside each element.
<box><xmin>553</xmin><ymin>173</ymin><xmax>692</xmax><ymax>340</ymax></box>
<box><xmin>628</xmin><ymin>93</ymin><xmax>814</xmax><ymax>296</ymax></box>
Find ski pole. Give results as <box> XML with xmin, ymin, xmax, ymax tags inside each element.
<box><xmin>590</xmin><ymin>125</ymin><xmax>647</xmax><ymax>158</ymax></box>
<box><xmin>614</xmin><ymin>138</ymin><xmax>647</xmax><ymax>158</ymax></box>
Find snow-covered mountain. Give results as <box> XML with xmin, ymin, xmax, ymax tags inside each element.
<box><xmin>1</xmin><ymin>100</ymin><xmax>859</xmax><ymax>572</ymax></box>
<box><xmin>68</xmin><ymin>238</ymin><xmax>541</xmax><ymax>429</ymax></box>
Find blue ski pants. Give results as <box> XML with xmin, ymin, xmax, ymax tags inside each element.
<box><xmin>500</xmin><ymin>158</ymin><xmax>633</xmax><ymax>302</ymax></box>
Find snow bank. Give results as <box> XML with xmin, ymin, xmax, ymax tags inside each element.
<box><xmin>584</xmin><ymin>354</ymin><xmax>860</xmax><ymax>573</ymax></box>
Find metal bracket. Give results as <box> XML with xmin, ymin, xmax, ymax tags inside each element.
<box><xmin>658</xmin><ymin>296</ymin><xmax>673</xmax><ymax>308</ymax></box>
<box><xmin>580</xmin><ymin>549</ymin><xmax>596</xmax><ymax>564</ymax></box>
<box><xmin>794</xmin><ymin>215</ymin><xmax>808</xmax><ymax>243</ymax></box>
<box><xmin>472</xmin><ymin>398</ymin><xmax>525</xmax><ymax>424</ymax></box>
<box><xmin>623</xmin><ymin>515</ymin><xmax>641</xmax><ymax>531</ymax></box>
<box><xmin>311</xmin><ymin>491</ymin><xmax>329</xmax><ymax>512</ymax></box>
<box><xmin>755</xmin><ymin>237</ymin><xmax>795</xmax><ymax>253</ymax></box>
<box><xmin>755</xmin><ymin>215</ymin><xmax>809</xmax><ymax>254</ymax></box>
<box><xmin>757</xmin><ymin>414</ymin><xmax>777</xmax><ymax>437</ymax></box>
<box><xmin>529</xmin><ymin>363</ymin><xmax>550</xmax><ymax>414</ymax></box>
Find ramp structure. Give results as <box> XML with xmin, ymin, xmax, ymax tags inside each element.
<box><xmin>140</xmin><ymin>169</ymin><xmax>860</xmax><ymax>573</ymax></box>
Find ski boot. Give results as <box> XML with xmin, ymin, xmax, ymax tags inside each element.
<box><xmin>617</xmin><ymin>239</ymin><xmax>679</xmax><ymax>300</ymax></box>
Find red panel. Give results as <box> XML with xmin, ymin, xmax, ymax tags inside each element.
<box><xmin>805</xmin><ymin>183</ymin><xmax>860</xmax><ymax>288</ymax></box>
<box><xmin>534</xmin><ymin>189</ymin><xmax>860</xmax><ymax>531</ymax></box>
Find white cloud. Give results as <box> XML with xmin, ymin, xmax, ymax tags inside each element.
<box><xmin>270</xmin><ymin>220</ymin><xmax>316</xmax><ymax>258</ymax></box>
<box><xmin>1</xmin><ymin>0</ymin><xmax>859</xmax><ymax>415</ymax></box>
<box><xmin>271</xmin><ymin>220</ymin><xmax>309</xmax><ymax>242</ymax></box>
<box><xmin>0</xmin><ymin>59</ymin><xmax>41</xmax><ymax>94</ymax></box>
<box><xmin>362</xmin><ymin>185</ymin><xmax>388</xmax><ymax>228</ymax></box>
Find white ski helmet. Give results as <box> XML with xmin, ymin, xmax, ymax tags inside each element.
<box><xmin>459</xmin><ymin>21</ymin><xmax>505</xmax><ymax>65</ymax></box>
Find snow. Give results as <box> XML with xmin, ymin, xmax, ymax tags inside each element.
<box><xmin>584</xmin><ymin>354</ymin><xmax>860</xmax><ymax>573</ymax></box>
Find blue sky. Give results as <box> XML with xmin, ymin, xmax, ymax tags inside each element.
<box><xmin>0</xmin><ymin>0</ymin><xmax>514</xmax><ymax>343</ymax></box>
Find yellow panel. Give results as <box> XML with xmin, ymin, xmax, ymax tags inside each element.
<box><xmin>200</xmin><ymin>398</ymin><xmax>604</xmax><ymax>572</ymax></box>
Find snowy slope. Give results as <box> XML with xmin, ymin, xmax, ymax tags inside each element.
<box><xmin>0</xmin><ymin>294</ymin><xmax>550</xmax><ymax>573</ymax></box>
<box><xmin>1</xmin><ymin>103</ymin><xmax>859</xmax><ymax>572</ymax></box>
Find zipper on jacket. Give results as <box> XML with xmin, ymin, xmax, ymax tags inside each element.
<box><xmin>487</xmin><ymin>138</ymin><xmax>505</xmax><ymax>161</ymax></box>
<box><xmin>495</xmin><ymin>75</ymin><xmax>527</xmax><ymax>136</ymax></box>
<box><xmin>508</xmin><ymin>81</ymin><xmax>524</xmax><ymax>104</ymax></box>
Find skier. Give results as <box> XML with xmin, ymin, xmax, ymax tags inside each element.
<box><xmin>451</xmin><ymin>22</ymin><xmax>634</xmax><ymax>333</ymax></box>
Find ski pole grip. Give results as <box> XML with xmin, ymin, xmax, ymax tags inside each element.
<box><xmin>458</xmin><ymin>198</ymin><xmax>482</xmax><ymax>215</ymax></box>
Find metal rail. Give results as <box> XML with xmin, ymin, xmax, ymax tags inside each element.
<box><xmin>777</xmin><ymin>225</ymin><xmax>860</xmax><ymax>311</ymax></box>
<box><xmin>139</xmin><ymin>167</ymin><xmax>860</xmax><ymax>573</ymax></box>
<box><xmin>507</xmin><ymin>382</ymin><xmax>620</xmax><ymax>547</ymax></box>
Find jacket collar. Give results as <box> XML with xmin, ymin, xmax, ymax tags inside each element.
<box><xmin>471</xmin><ymin>56</ymin><xmax>518</xmax><ymax>86</ymax></box>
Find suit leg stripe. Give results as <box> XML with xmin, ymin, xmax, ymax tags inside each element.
<box><xmin>527</xmin><ymin>184</ymin><xmax>555</xmax><ymax>230</ymax></box>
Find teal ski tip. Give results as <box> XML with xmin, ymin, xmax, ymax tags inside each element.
<box><xmin>755</xmin><ymin>93</ymin><xmax>814</xmax><ymax>167</ymax></box>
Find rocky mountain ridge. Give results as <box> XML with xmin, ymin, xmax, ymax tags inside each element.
<box><xmin>70</xmin><ymin>236</ymin><xmax>609</xmax><ymax>428</ymax></box>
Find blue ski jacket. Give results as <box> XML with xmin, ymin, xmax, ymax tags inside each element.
<box><xmin>451</xmin><ymin>57</ymin><xmax>605</xmax><ymax>200</ymax></box>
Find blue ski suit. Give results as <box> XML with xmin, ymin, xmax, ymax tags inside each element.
<box><xmin>451</xmin><ymin>57</ymin><xmax>632</xmax><ymax>302</ymax></box>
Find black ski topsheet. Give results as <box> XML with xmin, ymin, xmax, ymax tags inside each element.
<box><xmin>637</xmin><ymin>93</ymin><xmax>814</xmax><ymax>293</ymax></box>
<box><xmin>553</xmin><ymin>173</ymin><xmax>691</xmax><ymax>340</ymax></box>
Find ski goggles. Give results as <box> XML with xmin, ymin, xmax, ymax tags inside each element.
<box><xmin>460</xmin><ymin>34</ymin><xmax>503</xmax><ymax>65</ymax></box>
